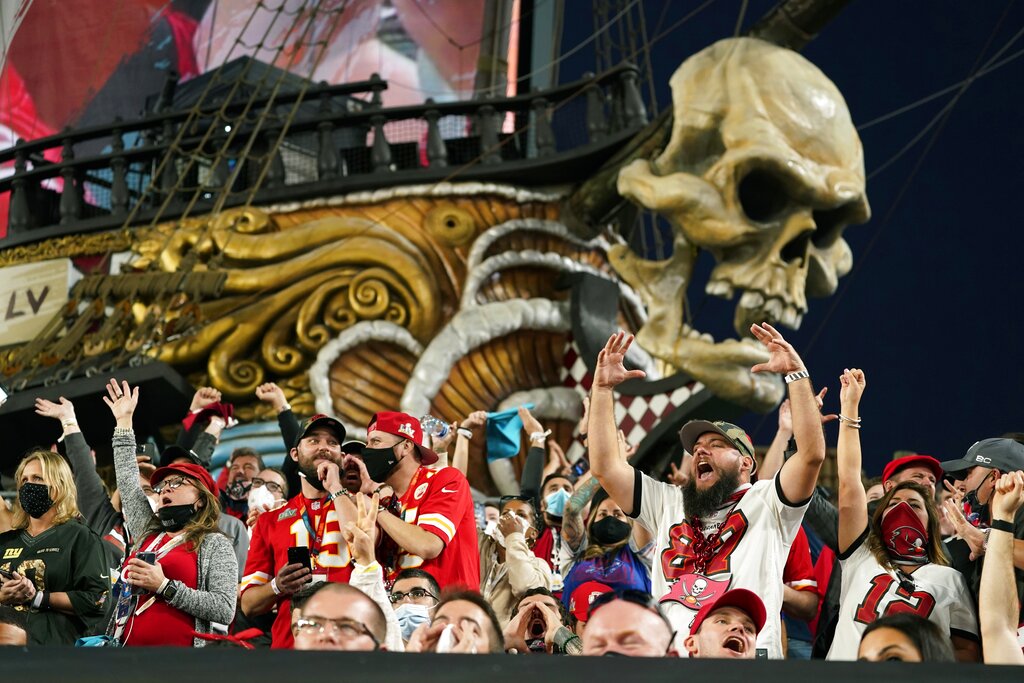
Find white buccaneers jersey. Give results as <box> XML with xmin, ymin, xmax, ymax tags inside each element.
<box><xmin>827</xmin><ymin>539</ymin><xmax>978</xmax><ymax>660</ymax></box>
<box><xmin>633</xmin><ymin>472</ymin><xmax>807</xmax><ymax>659</ymax></box>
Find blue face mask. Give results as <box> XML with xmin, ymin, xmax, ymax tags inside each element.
<box><xmin>544</xmin><ymin>488</ymin><xmax>571</xmax><ymax>518</ymax></box>
<box><xmin>394</xmin><ymin>603</ymin><xmax>431</xmax><ymax>641</ymax></box>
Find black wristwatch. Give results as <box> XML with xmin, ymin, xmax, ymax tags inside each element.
<box><xmin>160</xmin><ymin>580</ymin><xmax>180</xmax><ymax>601</ymax></box>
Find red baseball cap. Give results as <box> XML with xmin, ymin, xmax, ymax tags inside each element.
<box><xmin>366</xmin><ymin>411</ymin><xmax>438</xmax><ymax>466</ymax></box>
<box><xmin>881</xmin><ymin>454</ymin><xmax>943</xmax><ymax>484</ymax></box>
<box><xmin>151</xmin><ymin>462</ymin><xmax>218</xmax><ymax>498</ymax></box>
<box><xmin>568</xmin><ymin>581</ymin><xmax>613</xmax><ymax>623</ymax></box>
<box><xmin>688</xmin><ymin>589</ymin><xmax>766</xmax><ymax>636</ymax></box>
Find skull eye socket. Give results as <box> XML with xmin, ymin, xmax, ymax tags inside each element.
<box><xmin>737</xmin><ymin>169</ymin><xmax>789</xmax><ymax>223</ymax></box>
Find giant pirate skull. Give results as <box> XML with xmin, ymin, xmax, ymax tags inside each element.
<box><xmin>615</xmin><ymin>38</ymin><xmax>870</xmax><ymax>411</ymax></box>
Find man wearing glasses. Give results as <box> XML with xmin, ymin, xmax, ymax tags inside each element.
<box><xmin>290</xmin><ymin>582</ymin><xmax>388</xmax><ymax>651</ymax></box>
<box><xmin>389</xmin><ymin>568</ymin><xmax>441</xmax><ymax>643</ymax></box>
<box><xmin>247</xmin><ymin>467</ymin><xmax>289</xmax><ymax>514</ymax></box>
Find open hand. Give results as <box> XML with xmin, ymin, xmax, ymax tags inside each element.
<box><xmin>102</xmin><ymin>379</ymin><xmax>139</xmax><ymax>427</ymax></box>
<box><xmin>593</xmin><ymin>332</ymin><xmax>646</xmax><ymax>390</ymax></box>
<box><xmin>34</xmin><ymin>396</ymin><xmax>77</xmax><ymax>424</ymax></box>
<box><xmin>749</xmin><ymin>323</ymin><xmax>806</xmax><ymax>375</ymax></box>
<box><xmin>942</xmin><ymin>496</ymin><xmax>987</xmax><ymax>560</ymax></box>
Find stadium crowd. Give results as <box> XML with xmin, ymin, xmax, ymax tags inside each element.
<box><xmin>1</xmin><ymin>323</ymin><xmax>1023</xmax><ymax>665</ymax></box>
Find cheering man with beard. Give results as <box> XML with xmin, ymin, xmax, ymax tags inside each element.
<box><xmin>240</xmin><ymin>415</ymin><xmax>358</xmax><ymax>648</ymax></box>
<box><xmin>588</xmin><ymin>325</ymin><xmax>826</xmax><ymax>658</ymax></box>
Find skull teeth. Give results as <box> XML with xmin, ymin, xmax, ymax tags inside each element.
<box><xmin>704</xmin><ymin>280</ymin><xmax>734</xmax><ymax>299</ymax></box>
<box><xmin>779</xmin><ymin>305</ymin><xmax>800</xmax><ymax>329</ymax></box>
<box><xmin>739</xmin><ymin>290</ymin><xmax>764</xmax><ymax>308</ymax></box>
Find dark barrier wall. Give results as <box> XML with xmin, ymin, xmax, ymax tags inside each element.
<box><xmin>0</xmin><ymin>648</ymin><xmax>1020</xmax><ymax>683</ymax></box>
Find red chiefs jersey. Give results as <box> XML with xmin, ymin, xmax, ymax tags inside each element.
<box><xmin>241</xmin><ymin>494</ymin><xmax>353</xmax><ymax>648</ymax></box>
<box><xmin>388</xmin><ymin>466</ymin><xmax>479</xmax><ymax>590</ymax></box>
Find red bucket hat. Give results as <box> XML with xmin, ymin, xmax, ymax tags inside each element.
<box><xmin>150</xmin><ymin>462</ymin><xmax>218</xmax><ymax>498</ymax></box>
<box><xmin>366</xmin><ymin>411</ymin><xmax>438</xmax><ymax>466</ymax></box>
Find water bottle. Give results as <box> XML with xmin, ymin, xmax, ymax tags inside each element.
<box><xmin>420</xmin><ymin>415</ymin><xmax>449</xmax><ymax>439</ymax></box>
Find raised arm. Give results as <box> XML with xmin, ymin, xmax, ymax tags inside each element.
<box><xmin>981</xmin><ymin>472</ymin><xmax>1024</xmax><ymax>664</ymax></box>
<box><xmin>588</xmin><ymin>333</ymin><xmax>646</xmax><ymax>515</ymax></box>
<box><xmin>35</xmin><ymin>397</ymin><xmax>120</xmax><ymax>537</ymax></box>
<box><xmin>750</xmin><ymin>323</ymin><xmax>826</xmax><ymax>505</ymax></box>
<box><xmin>257</xmin><ymin>383</ymin><xmax>302</xmax><ymax>495</ymax></box>
<box><xmin>104</xmin><ymin>379</ymin><xmax>155</xmax><ymax>540</ymax></box>
<box><xmin>562</xmin><ymin>475</ymin><xmax>601</xmax><ymax>552</ymax></box>
<box><xmin>453</xmin><ymin>411</ymin><xmax>486</xmax><ymax>476</ymax></box>
<box><xmin>835</xmin><ymin>369</ymin><xmax>867</xmax><ymax>554</ymax></box>
<box><xmin>760</xmin><ymin>391</ymin><xmax>836</xmax><ymax>481</ymax></box>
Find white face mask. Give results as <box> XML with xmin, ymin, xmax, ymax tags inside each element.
<box><xmin>483</xmin><ymin>520</ymin><xmax>497</xmax><ymax>537</ymax></box>
<box><xmin>247</xmin><ymin>484</ymin><xmax>278</xmax><ymax>510</ymax></box>
<box><xmin>394</xmin><ymin>603</ymin><xmax>431</xmax><ymax>641</ymax></box>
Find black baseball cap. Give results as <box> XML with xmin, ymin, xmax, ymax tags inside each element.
<box><xmin>939</xmin><ymin>438</ymin><xmax>1024</xmax><ymax>476</ymax></box>
<box><xmin>293</xmin><ymin>414</ymin><xmax>346</xmax><ymax>449</ymax></box>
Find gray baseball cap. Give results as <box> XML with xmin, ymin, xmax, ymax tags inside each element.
<box><xmin>939</xmin><ymin>438</ymin><xmax>1024</xmax><ymax>476</ymax></box>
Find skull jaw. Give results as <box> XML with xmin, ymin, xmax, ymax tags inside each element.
<box><xmin>640</xmin><ymin>328</ymin><xmax>785</xmax><ymax>412</ymax></box>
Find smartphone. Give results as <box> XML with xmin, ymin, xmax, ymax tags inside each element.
<box><xmin>133</xmin><ymin>552</ymin><xmax>157</xmax><ymax>595</ymax></box>
<box><xmin>287</xmin><ymin>546</ymin><xmax>312</xmax><ymax>571</ymax></box>
<box><xmin>0</xmin><ymin>567</ymin><xmax>15</xmax><ymax>581</ymax></box>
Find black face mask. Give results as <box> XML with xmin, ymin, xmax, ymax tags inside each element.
<box><xmin>158</xmin><ymin>503</ymin><xmax>198</xmax><ymax>531</ymax></box>
<box><xmin>590</xmin><ymin>516</ymin><xmax>631</xmax><ymax>545</ymax></box>
<box><xmin>297</xmin><ymin>462</ymin><xmax>326</xmax><ymax>492</ymax></box>
<box><xmin>361</xmin><ymin>446</ymin><xmax>401</xmax><ymax>482</ymax></box>
<box><xmin>225</xmin><ymin>479</ymin><xmax>252</xmax><ymax>501</ymax></box>
<box><xmin>19</xmin><ymin>483</ymin><xmax>53</xmax><ymax>519</ymax></box>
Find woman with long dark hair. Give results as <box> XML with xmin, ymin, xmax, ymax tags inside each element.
<box><xmin>104</xmin><ymin>379</ymin><xmax>237</xmax><ymax>646</ymax></box>
<box><xmin>828</xmin><ymin>368</ymin><xmax>979</xmax><ymax>661</ymax></box>
<box><xmin>0</xmin><ymin>450</ymin><xmax>108</xmax><ymax>644</ymax></box>
<box><xmin>560</xmin><ymin>482</ymin><xmax>652</xmax><ymax>611</ymax></box>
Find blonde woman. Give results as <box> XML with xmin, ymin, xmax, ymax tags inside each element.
<box><xmin>0</xmin><ymin>449</ymin><xmax>109</xmax><ymax>644</ymax></box>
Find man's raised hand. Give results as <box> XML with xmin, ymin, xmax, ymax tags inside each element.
<box><xmin>749</xmin><ymin>323</ymin><xmax>806</xmax><ymax>375</ymax></box>
<box><xmin>593</xmin><ymin>332</ymin><xmax>646</xmax><ymax>391</ymax></box>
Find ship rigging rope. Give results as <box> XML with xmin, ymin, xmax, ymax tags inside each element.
<box><xmin>101</xmin><ymin>1</ymin><xmax>354</xmax><ymax>374</ymax></box>
<box><xmin>6</xmin><ymin>0</ymin><xmax>352</xmax><ymax>388</ymax></box>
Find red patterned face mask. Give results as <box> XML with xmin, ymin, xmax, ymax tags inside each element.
<box><xmin>881</xmin><ymin>500</ymin><xmax>930</xmax><ymax>565</ymax></box>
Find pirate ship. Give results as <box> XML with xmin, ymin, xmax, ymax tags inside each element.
<box><xmin>0</xmin><ymin>0</ymin><xmax>858</xmax><ymax>493</ymax></box>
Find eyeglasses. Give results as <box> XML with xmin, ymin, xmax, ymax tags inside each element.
<box><xmin>389</xmin><ymin>588</ymin><xmax>438</xmax><ymax>604</ymax></box>
<box><xmin>292</xmin><ymin>616</ymin><xmax>379</xmax><ymax>647</ymax></box>
<box><xmin>152</xmin><ymin>476</ymin><xmax>194</xmax><ymax>494</ymax></box>
<box><xmin>251</xmin><ymin>478</ymin><xmax>283</xmax><ymax>495</ymax></box>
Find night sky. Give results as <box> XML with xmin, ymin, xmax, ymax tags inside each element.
<box><xmin>558</xmin><ymin>1</ymin><xmax>1024</xmax><ymax>474</ymax></box>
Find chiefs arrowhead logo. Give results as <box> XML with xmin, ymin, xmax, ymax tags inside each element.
<box><xmin>660</xmin><ymin>573</ymin><xmax>731</xmax><ymax>611</ymax></box>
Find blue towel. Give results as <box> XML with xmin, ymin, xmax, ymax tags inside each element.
<box><xmin>485</xmin><ymin>404</ymin><xmax>534</xmax><ymax>461</ymax></box>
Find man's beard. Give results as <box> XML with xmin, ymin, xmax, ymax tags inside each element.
<box><xmin>297</xmin><ymin>450</ymin><xmax>333</xmax><ymax>492</ymax></box>
<box><xmin>682</xmin><ymin>466</ymin><xmax>742</xmax><ymax>520</ymax></box>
